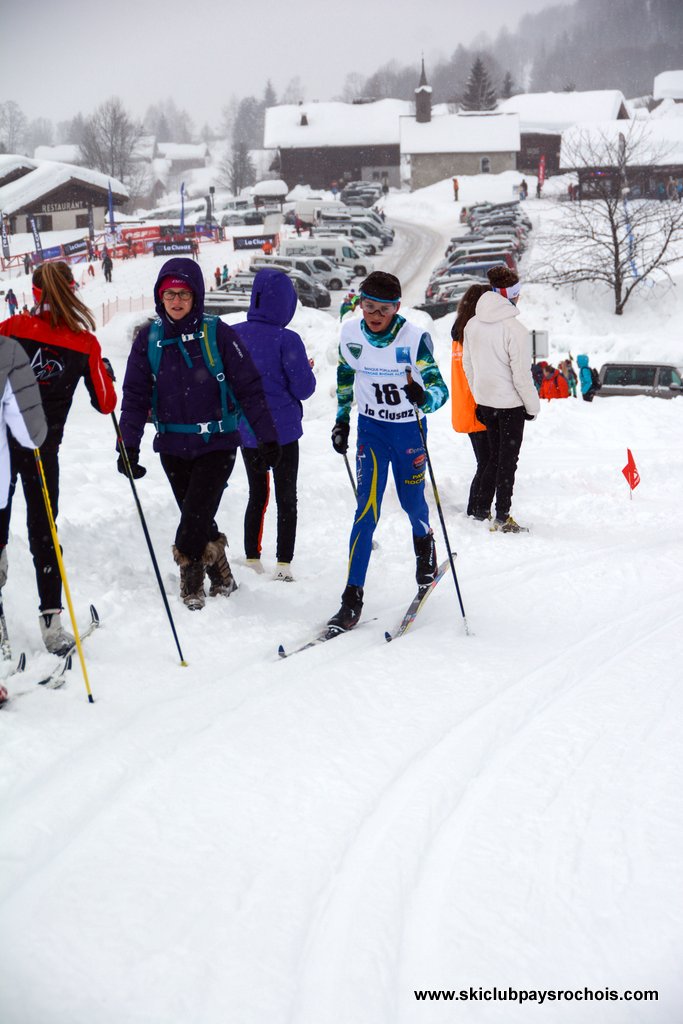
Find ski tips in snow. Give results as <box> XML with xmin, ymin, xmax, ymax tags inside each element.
<box><xmin>385</xmin><ymin>558</ymin><xmax>451</xmax><ymax>643</ymax></box>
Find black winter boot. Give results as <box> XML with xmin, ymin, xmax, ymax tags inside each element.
<box><xmin>173</xmin><ymin>546</ymin><xmax>206</xmax><ymax>610</ymax></box>
<box><xmin>203</xmin><ymin>533</ymin><xmax>237</xmax><ymax>597</ymax></box>
<box><xmin>327</xmin><ymin>584</ymin><xmax>364</xmax><ymax>632</ymax></box>
<box><xmin>414</xmin><ymin>532</ymin><xmax>437</xmax><ymax>591</ymax></box>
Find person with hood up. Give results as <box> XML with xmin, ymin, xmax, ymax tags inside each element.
<box><xmin>463</xmin><ymin>265</ymin><xmax>539</xmax><ymax>533</ymax></box>
<box><xmin>232</xmin><ymin>268</ymin><xmax>316</xmax><ymax>581</ymax></box>
<box><xmin>577</xmin><ymin>354</ymin><xmax>598</xmax><ymax>402</ymax></box>
<box><xmin>118</xmin><ymin>258</ymin><xmax>279</xmax><ymax>610</ymax></box>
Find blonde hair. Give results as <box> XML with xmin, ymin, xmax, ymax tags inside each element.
<box><xmin>33</xmin><ymin>261</ymin><xmax>96</xmax><ymax>332</ymax></box>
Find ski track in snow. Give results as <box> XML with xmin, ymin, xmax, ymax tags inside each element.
<box><xmin>1</xmin><ymin>173</ymin><xmax>682</xmax><ymax>1024</ymax></box>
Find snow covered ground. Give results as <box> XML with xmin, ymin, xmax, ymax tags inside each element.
<box><xmin>1</xmin><ymin>174</ymin><xmax>682</xmax><ymax>1024</ymax></box>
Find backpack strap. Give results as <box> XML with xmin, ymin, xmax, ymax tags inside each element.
<box><xmin>147</xmin><ymin>316</ymin><xmax>241</xmax><ymax>441</ymax></box>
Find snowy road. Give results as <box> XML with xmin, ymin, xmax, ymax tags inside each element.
<box><xmin>0</xmin><ymin>175</ymin><xmax>681</xmax><ymax>1024</ymax></box>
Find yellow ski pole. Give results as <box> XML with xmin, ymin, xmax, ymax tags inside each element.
<box><xmin>34</xmin><ymin>449</ymin><xmax>94</xmax><ymax>704</ymax></box>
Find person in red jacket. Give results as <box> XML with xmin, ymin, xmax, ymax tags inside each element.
<box><xmin>539</xmin><ymin>364</ymin><xmax>569</xmax><ymax>399</ymax></box>
<box><xmin>450</xmin><ymin>283</ymin><xmax>490</xmax><ymax>518</ymax></box>
<box><xmin>0</xmin><ymin>261</ymin><xmax>117</xmax><ymax>655</ymax></box>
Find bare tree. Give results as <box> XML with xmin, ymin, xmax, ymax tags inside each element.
<box><xmin>529</xmin><ymin>125</ymin><xmax>683</xmax><ymax>315</ymax></box>
<box><xmin>79</xmin><ymin>98</ymin><xmax>142</xmax><ymax>180</ymax></box>
<box><xmin>0</xmin><ymin>100</ymin><xmax>28</xmax><ymax>153</ymax></box>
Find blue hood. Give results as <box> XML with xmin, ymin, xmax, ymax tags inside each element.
<box><xmin>577</xmin><ymin>354</ymin><xmax>589</xmax><ymax>368</ymax></box>
<box><xmin>154</xmin><ymin>258</ymin><xmax>205</xmax><ymax>334</ymax></box>
<box><xmin>247</xmin><ymin>268</ymin><xmax>297</xmax><ymax>326</ymax></box>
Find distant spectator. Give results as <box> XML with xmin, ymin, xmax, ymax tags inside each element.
<box><xmin>214</xmin><ymin>266</ymin><xmax>221</xmax><ymax>289</ymax></box>
<box><xmin>221</xmin><ymin>264</ymin><xmax>229</xmax><ymax>283</ymax></box>
<box><xmin>452</xmin><ymin>177</ymin><xmax>459</xmax><ymax>202</ymax></box>
<box><xmin>520</xmin><ymin>179</ymin><xmax>528</xmax><ymax>200</ymax></box>
<box><xmin>20</xmin><ymin>305</ymin><xmax>30</xmax><ymax>316</ymax></box>
<box><xmin>539</xmin><ymin>364</ymin><xmax>569</xmax><ymax>399</ymax></box>
<box><xmin>102</xmin><ymin>252</ymin><xmax>113</xmax><ymax>283</ymax></box>
<box><xmin>577</xmin><ymin>354</ymin><xmax>598</xmax><ymax>402</ymax></box>
<box><xmin>339</xmin><ymin>289</ymin><xmax>359</xmax><ymax>321</ymax></box>
<box><xmin>87</xmin><ymin>262</ymin><xmax>95</xmax><ymax>278</ymax></box>
<box><xmin>4</xmin><ymin>289</ymin><xmax>18</xmax><ymax>317</ymax></box>
<box><xmin>262</xmin><ymin>239</ymin><xmax>274</xmax><ymax>255</ymax></box>
<box><xmin>294</xmin><ymin>215</ymin><xmax>302</xmax><ymax>236</ymax></box>
<box><xmin>531</xmin><ymin>362</ymin><xmax>543</xmax><ymax>392</ymax></box>
<box><xmin>459</xmin><ymin>206</ymin><xmax>468</xmax><ymax>224</ymax></box>
<box><xmin>23</xmin><ymin>253</ymin><xmax>32</xmax><ymax>275</ymax></box>
<box><xmin>560</xmin><ymin>357</ymin><xmax>578</xmax><ymax>398</ymax></box>
<box><xmin>536</xmin><ymin>181</ymin><xmax>542</xmax><ymax>198</ymax></box>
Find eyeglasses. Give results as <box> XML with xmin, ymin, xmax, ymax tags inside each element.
<box><xmin>162</xmin><ymin>289</ymin><xmax>192</xmax><ymax>301</ymax></box>
<box><xmin>360</xmin><ymin>298</ymin><xmax>398</xmax><ymax>316</ymax></box>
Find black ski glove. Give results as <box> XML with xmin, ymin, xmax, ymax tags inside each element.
<box><xmin>117</xmin><ymin>448</ymin><xmax>147</xmax><ymax>479</ymax></box>
<box><xmin>102</xmin><ymin>357</ymin><xmax>116</xmax><ymax>381</ymax></box>
<box><xmin>256</xmin><ymin>440</ymin><xmax>282</xmax><ymax>471</ymax></box>
<box><xmin>331</xmin><ymin>420</ymin><xmax>350</xmax><ymax>455</ymax></box>
<box><xmin>403</xmin><ymin>379</ymin><xmax>426</xmax><ymax>406</ymax></box>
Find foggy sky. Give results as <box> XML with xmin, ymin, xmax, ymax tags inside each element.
<box><xmin>4</xmin><ymin>0</ymin><xmax>560</xmax><ymax>129</ymax></box>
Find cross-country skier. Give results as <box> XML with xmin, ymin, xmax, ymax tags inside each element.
<box><xmin>0</xmin><ymin>261</ymin><xmax>117</xmax><ymax>654</ymax></box>
<box><xmin>326</xmin><ymin>271</ymin><xmax>449</xmax><ymax>631</ymax></box>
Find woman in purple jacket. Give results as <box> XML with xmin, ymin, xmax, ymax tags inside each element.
<box><xmin>118</xmin><ymin>259</ymin><xmax>279</xmax><ymax>609</ymax></box>
<box><xmin>232</xmin><ymin>268</ymin><xmax>316</xmax><ymax>581</ymax></box>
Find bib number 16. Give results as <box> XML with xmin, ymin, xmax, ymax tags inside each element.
<box><xmin>372</xmin><ymin>382</ymin><xmax>402</xmax><ymax>406</ymax></box>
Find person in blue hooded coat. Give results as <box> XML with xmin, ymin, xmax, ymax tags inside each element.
<box><xmin>232</xmin><ymin>268</ymin><xmax>316</xmax><ymax>581</ymax></box>
<box><xmin>118</xmin><ymin>258</ymin><xmax>280</xmax><ymax>609</ymax></box>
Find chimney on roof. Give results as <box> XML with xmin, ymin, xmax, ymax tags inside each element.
<box><xmin>300</xmin><ymin>112</ymin><xmax>309</xmax><ymax>126</ymax></box>
<box><xmin>415</xmin><ymin>56</ymin><xmax>432</xmax><ymax>124</ymax></box>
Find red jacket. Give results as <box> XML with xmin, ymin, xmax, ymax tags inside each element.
<box><xmin>539</xmin><ymin>370</ymin><xmax>569</xmax><ymax>400</ymax></box>
<box><xmin>0</xmin><ymin>312</ymin><xmax>116</xmax><ymax>448</ymax></box>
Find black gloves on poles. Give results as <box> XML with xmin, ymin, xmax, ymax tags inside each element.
<box><xmin>403</xmin><ymin>379</ymin><xmax>426</xmax><ymax>406</ymax></box>
<box><xmin>331</xmin><ymin>420</ymin><xmax>350</xmax><ymax>454</ymax></box>
<box><xmin>117</xmin><ymin>448</ymin><xmax>147</xmax><ymax>479</ymax></box>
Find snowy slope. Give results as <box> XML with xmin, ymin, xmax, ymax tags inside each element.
<box><xmin>0</xmin><ymin>175</ymin><xmax>682</xmax><ymax>1024</ymax></box>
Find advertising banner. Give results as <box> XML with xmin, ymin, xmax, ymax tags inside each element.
<box><xmin>152</xmin><ymin>240</ymin><xmax>194</xmax><ymax>256</ymax></box>
<box><xmin>1</xmin><ymin>213</ymin><xmax>10</xmax><ymax>259</ymax></box>
<box><xmin>63</xmin><ymin>238</ymin><xmax>89</xmax><ymax>257</ymax></box>
<box><xmin>29</xmin><ymin>216</ymin><xmax>43</xmax><ymax>259</ymax></box>
<box><xmin>233</xmin><ymin>234</ymin><xmax>277</xmax><ymax>251</ymax></box>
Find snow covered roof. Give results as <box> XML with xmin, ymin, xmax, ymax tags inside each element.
<box><xmin>560</xmin><ymin>120</ymin><xmax>683</xmax><ymax>169</ymax></box>
<box><xmin>252</xmin><ymin>179</ymin><xmax>288</xmax><ymax>198</ymax></box>
<box><xmin>131</xmin><ymin>135</ymin><xmax>157</xmax><ymax>162</ymax></box>
<box><xmin>264</xmin><ymin>99</ymin><xmax>413</xmax><ymax>149</ymax></box>
<box><xmin>33</xmin><ymin>144</ymin><xmax>82</xmax><ymax>164</ymax></box>
<box><xmin>0</xmin><ymin>159</ymin><xmax>128</xmax><ymax>215</ymax></box>
<box><xmin>156</xmin><ymin>143</ymin><xmax>208</xmax><ymax>162</ymax></box>
<box><xmin>498</xmin><ymin>91</ymin><xmax>629</xmax><ymax>133</ymax></box>
<box><xmin>0</xmin><ymin>154</ymin><xmax>37</xmax><ymax>189</ymax></box>
<box><xmin>653</xmin><ymin>71</ymin><xmax>683</xmax><ymax>102</ymax></box>
<box><xmin>400</xmin><ymin>112</ymin><xmax>520</xmax><ymax>155</ymax></box>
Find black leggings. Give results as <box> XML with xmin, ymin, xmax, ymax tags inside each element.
<box><xmin>467</xmin><ymin>430</ymin><xmax>490</xmax><ymax>516</ymax></box>
<box><xmin>160</xmin><ymin>449</ymin><xmax>236</xmax><ymax>560</ymax></box>
<box><xmin>242</xmin><ymin>441</ymin><xmax>299</xmax><ymax>563</ymax></box>
<box><xmin>474</xmin><ymin>405</ymin><xmax>526</xmax><ymax>521</ymax></box>
<box><xmin>0</xmin><ymin>442</ymin><xmax>63</xmax><ymax>610</ymax></box>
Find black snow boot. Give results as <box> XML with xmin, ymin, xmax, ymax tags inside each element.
<box><xmin>203</xmin><ymin>533</ymin><xmax>237</xmax><ymax>597</ymax></box>
<box><xmin>327</xmin><ymin>584</ymin><xmax>364</xmax><ymax>632</ymax></box>
<box><xmin>173</xmin><ymin>546</ymin><xmax>206</xmax><ymax>610</ymax></box>
<box><xmin>414</xmin><ymin>532</ymin><xmax>437</xmax><ymax>592</ymax></box>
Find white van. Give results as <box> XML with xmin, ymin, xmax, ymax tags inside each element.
<box><xmin>278</xmin><ymin>237</ymin><xmax>373</xmax><ymax>277</ymax></box>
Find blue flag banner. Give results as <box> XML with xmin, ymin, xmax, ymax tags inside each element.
<box><xmin>108</xmin><ymin>181</ymin><xmax>115</xmax><ymax>230</ymax></box>
<box><xmin>29</xmin><ymin>217</ymin><xmax>43</xmax><ymax>259</ymax></box>
<box><xmin>180</xmin><ymin>182</ymin><xmax>186</xmax><ymax>235</ymax></box>
<box><xmin>0</xmin><ymin>212</ymin><xmax>10</xmax><ymax>259</ymax></box>
<box><xmin>88</xmin><ymin>203</ymin><xmax>95</xmax><ymax>242</ymax></box>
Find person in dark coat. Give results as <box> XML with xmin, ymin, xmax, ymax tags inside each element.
<box><xmin>232</xmin><ymin>268</ymin><xmax>316</xmax><ymax>581</ymax></box>
<box><xmin>4</xmin><ymin>290</ymin><xmax>18</xmax><ymax>317</ymax></box>
<box><xmin>118</xmin><ymin>258</ymin><xmax>280</xmax><ymax>609</ymax></box>
<box><xmin>102</xmin><ymin>252</ymin><xmax>113</xmax><ymax>282</ymax></box>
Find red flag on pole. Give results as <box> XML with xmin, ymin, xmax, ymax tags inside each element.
<box><xmin>538</xmin><ymin>154</ymin><xmax>546</xmax><ymax>188</ymax></box>
<box><xmin>622</xmin><ymin>449</ymin><xmax>640</xmax><ymax>490</ymax></box>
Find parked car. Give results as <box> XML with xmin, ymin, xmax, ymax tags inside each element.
<box><xmin>251</xmin><ymin>254</ymin><xmax>352</xmax><ymax>291</ymax></box>
<box><xmin>432</xmin><ymin>260</ymin><xmax>507</xmax><ymax>285</ymax></box>
<box><xmin>596</xmin><ymin>362</ymin><xmax>683</xmax><ymax>399</ymax></box>
<box><xmin>278</xmin><ymin>237</ymin><xmax>373</xmax><ymax>277</ymax></box>
<box><xmin>204</xmin><ymin>289</ymin><xmax>252</xmax><ymax>315</ymax></box>
<box><xmin>230</xmin><ymin>265</ymin><xmax>331</xmax><ymax>309</ymax></box>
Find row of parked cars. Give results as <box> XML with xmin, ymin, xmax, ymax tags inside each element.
<box><xmin>205</xmin><ymin>204</ymin><xmax>393</xmax><ymax>315</ymax></box>
<box><xmin>416</xmin><ymin>200</ymin><xmax>532</xmax><ymax>320</ymax></box>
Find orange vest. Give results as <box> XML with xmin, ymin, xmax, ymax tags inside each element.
<box><xmin>451</xmin><ymin>339</ymin><xmax>485</xmax><ymax>433</ymax></box>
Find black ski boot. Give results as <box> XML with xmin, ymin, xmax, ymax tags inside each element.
<box><xmin>327</xmin><ymin>584</ymin><xmax>364</xmax><ymax>632</ymax></box>
<box><xmin>414</xmin><ymin>532</ymin><xmax>437</xmax><ymax>593</ymax></box>
<box><xmin>203</xmin><ymin>533</ymin><xmax>237</xmax><ymax>597</ymax></box>
<box><xmin>173</xmin><ymin>547</ymin><xmax>206</xmax><ymax>610</ymax></box>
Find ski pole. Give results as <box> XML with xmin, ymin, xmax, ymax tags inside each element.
<box><xmin>111</xmin><ymin>413</ymin><xmax>187</xmax><ymax>666</ymax></box>
<box><xmin>405</xmin><ymin>369</ymin><xmax>470</xmax><ymax>635</ymax></box>
<box><xmin>34</xmin><ymin>449</ymin><xmax>95</xmax><ymax>702</ymax></box>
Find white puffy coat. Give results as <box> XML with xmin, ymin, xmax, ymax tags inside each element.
<box><xmin>463</xmin><ymin>292</ymin><xmax>540</xmax><ymax>417</ymax></box>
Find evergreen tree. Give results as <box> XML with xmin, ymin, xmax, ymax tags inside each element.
<box><xmin>461</xmin><ymin>57</ymin><xmax>498</xmax><ymax>110</ymax></box>
<box><xmin>228</xmin><ymin>141</ymin><xmax>256</xmax><ymax>195</ymax></box>
<box><xmin>264</xmin><ymin>80</ymin><xmax>277</xmax><ymax>108</ymax></box>
<box><xmin>501</xmin><ymin>71</ymin><xmax>516</xmax><ymax>99</ymax></box>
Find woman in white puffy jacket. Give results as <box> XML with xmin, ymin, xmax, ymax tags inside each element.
<box><xmin>463</xmin><ymin>266</ymin><xmax>539</xmax><ymax>533</ymax></box>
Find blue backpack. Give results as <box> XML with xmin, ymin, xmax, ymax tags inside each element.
<box><xmin>147</xmin><ymin>316</ymin><xmax>240</xmax><ymax>442</ymax></box>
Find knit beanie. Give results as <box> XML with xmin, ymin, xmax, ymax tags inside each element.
<box><xmin>159</xmin><ymin>276</ymin><xmax>192</xmax><ymax>295</ymax></box>
<box><xmin>487</xmin><ymin>265</ymin><xmax>520</xmax><ymax>299</ymax></box>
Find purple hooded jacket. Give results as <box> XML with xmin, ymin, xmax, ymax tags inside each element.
<box><xmin>232</xmin><ymin>268</ymin><xmax>316</xmax><ymax>448</ymax></box>
<box><xmin>119</xmin><ymin>258</ymin><xmax>277</xmax><ymax>457</ymax></box>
